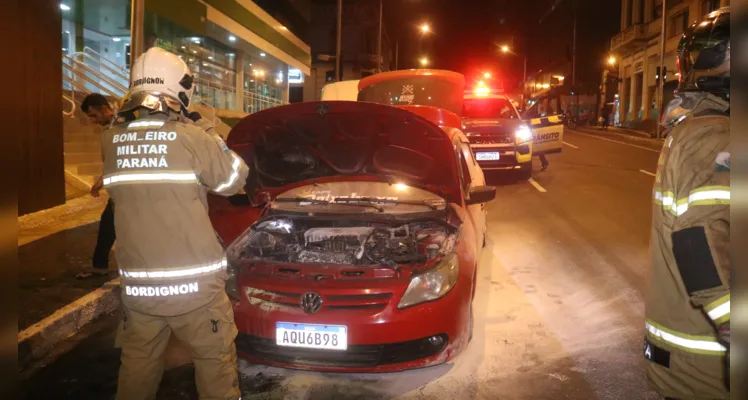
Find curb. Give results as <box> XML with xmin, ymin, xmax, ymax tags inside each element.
<box><xmin>18</xmin><ymin>278</ymin><xmax>121</xmax><ymax>369</ymax></box>
<box><xmin>64</xmin><ymin>168</ymin><xmax>93</xmax><ymax>192</ymax></box>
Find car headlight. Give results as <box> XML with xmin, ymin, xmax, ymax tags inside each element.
<box><xmin>398</xmin><ymin>253</ymin><xmax>459</xmax><ymax>309</ymax></box>
<box><xmin>515</xmin><ymin>125</ymin><xmax>532</xmax><ymax>143</ymax></box>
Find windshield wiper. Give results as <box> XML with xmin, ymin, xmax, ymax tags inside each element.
<box><xmin>275</xmin><ymin>197</ymin><xmax>384</xmax><ymax>212</ymax></box>
<box><xmin>335</xmin><ymin>197</ymin><xmax>440</xmax><ymax>211</ymax></box>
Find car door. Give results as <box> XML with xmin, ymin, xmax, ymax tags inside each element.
<box><xmin>454</xmin><ymin>136</ymin><xmax>485</xmax><ymax>253</ymax></box>
<box><xmin>524</xmin><ymin>97</ymin><xmax>564</xmax><ymax>155</ymax></box>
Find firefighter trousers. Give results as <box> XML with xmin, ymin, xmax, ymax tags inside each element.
<box><xmin>114</xmin><ymin>292</ymin><xmax>240</xmax><ymax>400</ymax></box>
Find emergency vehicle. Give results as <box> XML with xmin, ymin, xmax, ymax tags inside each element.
<box><xmin>522</xmin><ymin>91</ymin><xmax>565</xmax><ymax>156</ymax></box>
<box><xmin>462</xmin><ymin>88</ymin><xmax>533</xmax><ymax>179</ymax></box>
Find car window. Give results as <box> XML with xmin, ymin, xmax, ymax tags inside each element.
<box><xmin>463</xmin><ymin>97</ymin><xmax>520</xmax><ymax>119</ymax></box>
<box><xmin>461</xmin><ymin>141</ymin><xmax>478</xmax><ymax>167</ymax></box>
<box><xmin>456</xmin><ymin>145</ymin><xmax>472</xmax><ymax>195</ymax></box>
<box><xmin>523</xmin><ymin>102</ymin><xmax>539</xmax><ymax>119</ymax></box>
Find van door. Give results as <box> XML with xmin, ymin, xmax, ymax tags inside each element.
<box><xmin>524</xmin><ymin>99</ymin><xmax>564</xmax><ymax>155</ymax></box>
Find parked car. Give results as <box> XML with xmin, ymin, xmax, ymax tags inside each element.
<box><xmin>208</xmin><ymin>100</ymin><xmax>495</xmax><ymax>372</ymax></box>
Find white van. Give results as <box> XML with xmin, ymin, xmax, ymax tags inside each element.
<box><xmin>320</xmin><ymin>80</ymin><xmax>360</xmax><ymax>101</ymax></box>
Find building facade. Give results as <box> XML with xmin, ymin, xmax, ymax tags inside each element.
<box><xmin>19</xmin><ymin>0</ymin><xmax>312</xmax><ymax>216</ymax></box>
<box><xmin>303</xmin><ymin>0</ymin><xmax>394</xmax><ymax>102</ymax></box>
<box><xmin>61</xmin><ymin>0</ymin><xmax>311</xmax><ymax>114</ymax></box>
<box><xmin>611</xmin><ymin>0</ymin><xmax>728</xmax><ymax>127</ymax></box>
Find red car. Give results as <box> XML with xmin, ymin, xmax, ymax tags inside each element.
<box><xmin>209</xmin><ymin>99</ymin><xmax>495</xmax><ymax>372</ymax></box>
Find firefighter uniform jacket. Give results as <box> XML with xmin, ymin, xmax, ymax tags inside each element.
<box><xmin>102</xmin><ymin>113</ymin><xmax>249</xmax><ymax>317</ymax></box>
<box><xmin>645</xmin><ymin>99</ymin><xmax>730</xmax><ymax>399</ymax></box>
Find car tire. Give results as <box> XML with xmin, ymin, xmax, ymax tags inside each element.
<box><xmin>517</xmin><ymin>163</ymin><xmax>532</xmax><ymax>181</ymax></box>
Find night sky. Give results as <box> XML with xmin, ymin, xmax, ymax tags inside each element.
<box><xmin>389</xmin><ymin>0</ymin><xmax>621</xmax><ymax>90</ymax></box>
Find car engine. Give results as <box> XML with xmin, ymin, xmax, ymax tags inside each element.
<box><xmin>228</xmin><ymin>218</ymin><xmax>456</xmax><ymax>267</ymax></box>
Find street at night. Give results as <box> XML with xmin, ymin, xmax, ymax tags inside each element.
<box><xmin>13</xmin><ymin>0</ymin><xmax>734</xmax><ymax>399</ymax></box>
<box><xmin>22</xmin><ymin>128</ymin><xmax>665</xmax><ymax>399</ymax></box>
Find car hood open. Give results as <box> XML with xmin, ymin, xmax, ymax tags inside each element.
<box><xmin>226</xmin><ymin>101</ymin><xmax>462</xmax><ymax>204</ymax></box>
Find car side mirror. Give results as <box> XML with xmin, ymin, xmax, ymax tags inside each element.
<box><xmin>465</xmin><ymin>185</ymin><xmax>496</xmax><ymax>205</ymax></box>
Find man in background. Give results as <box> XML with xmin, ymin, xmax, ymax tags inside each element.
<box><xmin>76</xmin><ymin>93</ymin><xmax>116</xmax><ymax>279</ymax></box>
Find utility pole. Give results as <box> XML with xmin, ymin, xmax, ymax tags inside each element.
<box><xmin>335</xmin><ymin>0</ymin><xmax>342</xmax><ymax>81</ymax></box>
<box><xmin>377</xmin><ymin>0</ymin><xmax>383</xmax><ymax>73</ymax></box>
<box><xmin>129</xmin><ymin>0</ymin><xmax>145</xmax><ymax>72</ymax></box>
<box><xmin>655</xmin><ymin>0</ymin><xmax>667</xmax><ymax>138</ymax></box>
<box><xmin>572</xmin><ymin>0</ymin><xmax>578</xmax><ymax>117</ymax></box>
<box><xmin>395</xmin><ymin>39</ymin><xmax>399</xmax><ymax>70</ymax></box>
<box><xmin>522</xmin><ymin>54</ymin><xmax>527</xmax><ymax>108</ymax></box>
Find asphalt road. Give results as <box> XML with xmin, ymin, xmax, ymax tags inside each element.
<box><xmin>21</xmin><ymin>128</ymin><xmax>665</xmax><ymax>400</ymax></box>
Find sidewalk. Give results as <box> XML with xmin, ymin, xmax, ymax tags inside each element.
<box><xmin>19</xmin><ymin>194</ymin><xmax>121</xmax><ymax>366</ymax></box>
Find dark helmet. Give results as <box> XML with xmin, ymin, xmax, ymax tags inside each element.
<box><xmin>676</xmin><ymin>7</ymin><xmax>729</xmax><ymax>98</ymax></box>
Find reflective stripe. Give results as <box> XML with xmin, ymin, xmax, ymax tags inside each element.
<box><xmin>103</xmin><ymin>172</ymin><xmax>198</xmax><ymax>186</ymax></box>
<box><xmin>706</xmin><ymin>294</ymin><xmax>730</xmax><ymax>324</ymax></box>
<box><xmin>652</xmin><ymin>186</ymin><xmax>730</xmax><ymax>216</ymax></box>
<box><xmin>645</xmin><ymin>320</ymin><xmax>726</xmax><ymax>354</ymax></box>
<box><xmin>128</xmin><ymin>120</ymin><xmax>165</xmax><ymax>129</ymax></box>
<box><xmin>214</xmin><ymin>154</ymin><xmax>242</xmax><ymax>193</ymax></box>
<box><xmin>121</xmin><ymin>259</ymin><xmax>227</xmax><ymax>279</ymax></box>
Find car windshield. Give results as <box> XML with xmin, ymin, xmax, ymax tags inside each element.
<box><xmin>357</xmin><ymin>76</ymin><xmax>463</xmax><ymax>116</ymax></box>
<box><xmin>463</xmin><ymin>97</ymin><xmax>519</xmax><ymax>119</ymax></box>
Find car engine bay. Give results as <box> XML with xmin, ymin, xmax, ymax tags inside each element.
<box><xmin>227</xmin><ymin>217</ymin><xmax>457</xmax><ymax>267</ymax></box>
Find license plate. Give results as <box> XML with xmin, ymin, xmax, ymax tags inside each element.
<box><xmin>476</xmin><ymin>152</ymin><xmax>500</xmax><ymax>161</ymax></box>
<box><xmin>276</xmin><ymin>322</ymin><xmax>348</xmax><ymax>350</ymax></box>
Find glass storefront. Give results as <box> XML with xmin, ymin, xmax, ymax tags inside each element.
<box><xmin>60</xmin><ymin>0</ymin><xmax>289</xmax><ymax>112</ymax></box>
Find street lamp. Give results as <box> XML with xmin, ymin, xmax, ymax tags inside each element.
<box><xmin>420</xmin><ymin>23</ymin><xmax>431</xmax><ymax>34</ymax></box>
<box><xmin>608</xmin><ymin>56</ymin><xmax>616</xmax><ymax>66</ymax></box>
<box><xmin>483</xmin><ymin>72</ymin><xmax>491</xmax><ymax>79</ymax></box>
<box><xmin>419</xmin><ymin>57</ymin><xmax>429</xmax><ymax>67</ymax></box>
<box><xmin>500</xmin><ymin>45</ymin><xmax>510</xmax><ymax>53</ymax></box>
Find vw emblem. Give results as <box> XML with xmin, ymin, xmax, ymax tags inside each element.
<box><xmin>300</xmin><ymin>292</ymin><xmax>323</xmax><ymax>314</ymax></box>
<box><xmin>316</xmin><ymin>103</ymin><xmax>329</xmax><ymax>117</ymax></box>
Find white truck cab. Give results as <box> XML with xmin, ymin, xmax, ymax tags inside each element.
<box><xmin>320</xmin><ymin>80</ymin><xmax>361</xmax><ymax>101</ymax></box>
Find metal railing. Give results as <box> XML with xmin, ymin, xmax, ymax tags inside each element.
<box><xmin>62</xmin><ymin>53</ymin><xmax>127</xmax><ymax>98</ymax></box>
<box><xmin>82</xmin><ymin>46</ymin><xmax>129</xmax><ymax>80</ymax></box>
<box><xmin>243</xmin><ymin>91</ymin><xmax>284</xmax><ymax>114</ymax></box>
<box><xmin>62</xmin><ymin>94</ymin><xmax>76</xmax><ymax>117</ymax></box>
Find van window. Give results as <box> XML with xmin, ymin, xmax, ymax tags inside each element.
<box><xmin>463</xmin><ymin>97</ymin><xmax>520</xmax><ymax>119</ymax></box>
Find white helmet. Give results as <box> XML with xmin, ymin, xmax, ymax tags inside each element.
<box><xmin>121</xmin><ymin>47</ymin><xmax>194</xmax><ymax>114</ymax></box>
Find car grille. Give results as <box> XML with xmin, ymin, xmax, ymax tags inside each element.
<box><xmin>244</xmin><ymin>287</ymin><xmax>393</xmax><ymax>312</ymax></box>
<box><xmin>466</xmin><ymin>133</ymin><xmax>514</xmax><ymax>144</ymax></box>
<box><xmin>236</xmin><ymin>333</ymin><xmax>449</xmax><ymax>368</ymax></box>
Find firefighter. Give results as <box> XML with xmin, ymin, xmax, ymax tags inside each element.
<box><xmin>644</xmin><ymin>7</ymin><xmax>730</xmax><ymax>400</ymax></box>
<box><xmin>102</xmin><ymin>47</ymin><xmax>249</xmax><ymax>400</ymax></box>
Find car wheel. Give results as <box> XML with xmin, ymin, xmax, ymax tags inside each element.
<box><xmin>517</xmin><ymin>163</ymin><xmax>532</xmax><ymax>181</ymax></box>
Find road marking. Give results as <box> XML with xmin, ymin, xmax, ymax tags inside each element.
<box><xmin>528</xmin><ymin>178</ymin><xmax>547</xmax><ymax>193</ymax></box>
<box><xmin>568</xmin><ymin>130</ymin><xmax>660</xmax><ymax>153</ymax></box>
<box><xmin>562</xmin><ymin>141</ymin><xmax>579</xmax><ymax>149</ymax></box>
<box><xmin>639</xmin><ymin>169</ymin><xmax>656</xmax><ymax>177</ymax></box>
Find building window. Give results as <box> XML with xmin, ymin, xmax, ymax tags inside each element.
<box><xmin>638</xmin><ymin>0</ymin><xmax>645</xmax><ymax>23</ymax></box>
<box><xmin>702</xmin><ymin>0</ymin><xmax>721</xmax><ymax>15</ymax></box>
<box><xmin>671</xmin><ymin>10</ymin><xmax>690</xmax><ymax>37</ymax></box>
<box><xmin>653</xmin><ymin>0</ymin><xmax>663</xmax><ymax>19</ymax></box>
<box><xmin>627</xmin><ymin>0</ymin><xmax>634</xmax><ymax>27</ymax></box>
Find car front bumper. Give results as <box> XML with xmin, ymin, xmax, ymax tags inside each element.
<box><xmin>472</xmin><ymin>143</ymin><xmax>532</xmax><ymax>170</ymax></box>
<box><xmin>231</xmin><ymin>274</ymin><xmax>472</xmax><ymax>372</ymax></box>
